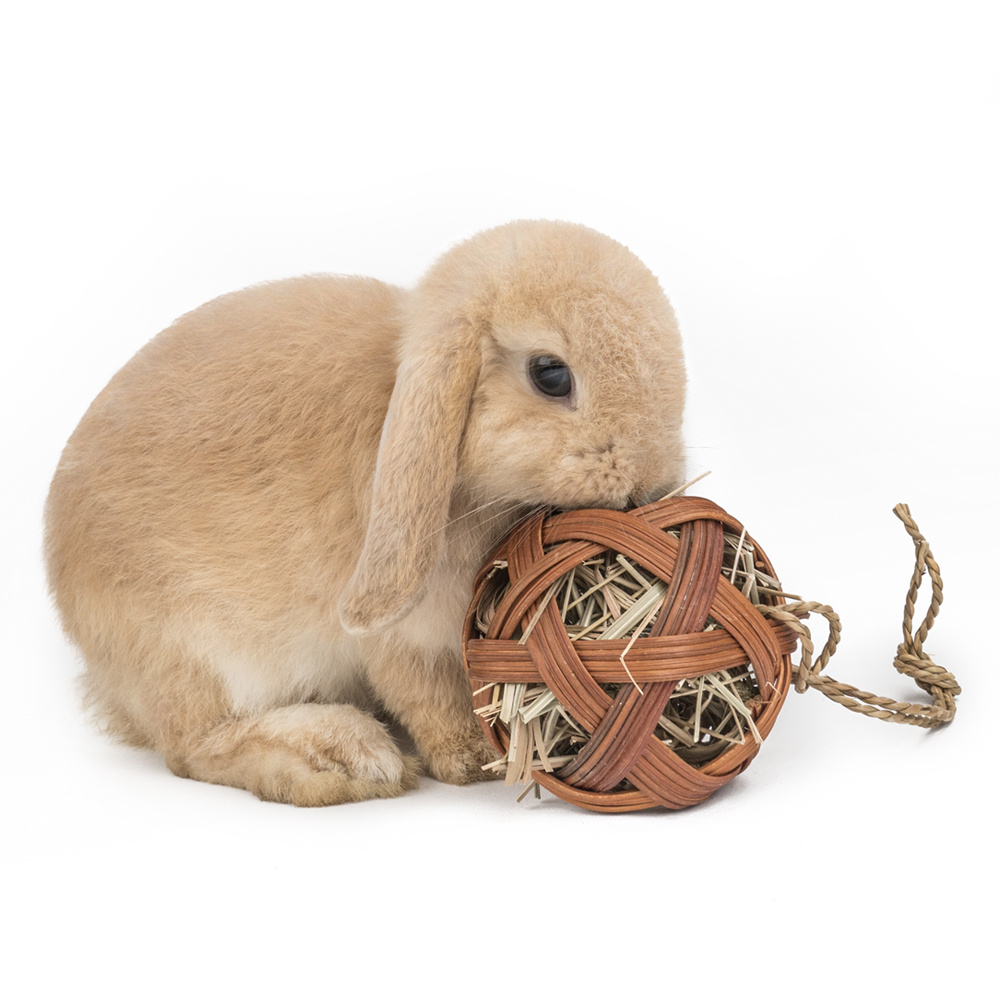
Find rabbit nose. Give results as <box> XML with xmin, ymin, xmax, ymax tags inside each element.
<box><xmin>549</xmin><ymin>441</ymin><xmax>642</xmax><ymax>510</ymax></box>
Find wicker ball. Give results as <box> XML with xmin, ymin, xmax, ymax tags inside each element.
<box><xmin>462</xmin><ymin>496</ymin><xmax>798</xmax><ymax>812</ymax></box>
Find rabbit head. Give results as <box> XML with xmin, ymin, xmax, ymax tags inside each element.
<box><xmin>339</xmin><ymin>220</ymin><xmax>686</xmax><ymax>634</ymax></box>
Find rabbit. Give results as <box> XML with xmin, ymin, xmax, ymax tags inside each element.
<box><xmin>44</xmin><ymin>219</ymin><xmax>687</xmax><ymax>806</ymax></box>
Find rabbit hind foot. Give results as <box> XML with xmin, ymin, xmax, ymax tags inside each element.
<box><xmin>168</xmin><ymin>702</ymin><xmax>420</xmax><ymax>806</ymax></box>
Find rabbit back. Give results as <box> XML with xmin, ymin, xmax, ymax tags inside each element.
<box><xmin>45</xmin><ymin>274</ymin><xmax>404</xmax><ymax>741</ymax></box>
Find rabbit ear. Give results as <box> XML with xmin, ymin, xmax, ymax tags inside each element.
<box><xmin>338</xmin><ymin>316</ymin><xmax>481</xmax><ymax>635</ymax></box>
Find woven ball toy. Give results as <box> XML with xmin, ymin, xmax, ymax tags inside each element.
<box><xmin>462</xmin><ymin>494</ymin><xmax>959</xmax><ymax>813</ymax></box>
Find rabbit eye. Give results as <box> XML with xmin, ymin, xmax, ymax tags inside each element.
<box><xmin>528</xmin><ymin>355</ymin><xmax>573</xmax><ymax>399</ymax></box>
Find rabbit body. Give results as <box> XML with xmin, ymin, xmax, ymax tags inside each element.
<box><xmin>45</xmin><ymin>220</ymin><xmax>686</xmax><ymax>805</ymax></box>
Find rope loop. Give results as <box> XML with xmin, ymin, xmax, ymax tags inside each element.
<box><xmin>760</xmin><ymin>505</ymin><xmax>958</xmax><ymax>729</ymax></box>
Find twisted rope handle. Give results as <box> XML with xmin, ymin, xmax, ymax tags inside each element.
<box><xmin>760</xmin><ymin>505</ymin><xmax>960</xmax><ymax>729</ymax></box>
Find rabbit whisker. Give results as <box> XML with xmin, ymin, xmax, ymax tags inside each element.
<box><xmin>447</xmin><ymin>496</ymin><xmax>532</xmax><ymax>546</ymax></box>
<box><xmin>401</xmin><ymin>496</ymin><xmax>528</xmax><ymax>556</ymax></box>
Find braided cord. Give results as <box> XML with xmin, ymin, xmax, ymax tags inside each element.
<box><xmin>759</xmin><ymin>505</ymin><xmax>960</xmax><ymax>729</ymax></box>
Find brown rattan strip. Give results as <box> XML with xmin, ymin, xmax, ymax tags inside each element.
<box><xmin>557</xmin><ymin>518</ymin><xmax>727</xmax><ymax>792</ymax></box>
<box><xmin>465</xmin><ymin>620</ymin><xmax>799</xmax><ymax>684</ymax></box>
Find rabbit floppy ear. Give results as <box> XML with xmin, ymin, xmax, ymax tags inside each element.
<box><xmin>338</xmin><ymin>316</ymin><xmax>481</xmax><ymax>635</ymax></box>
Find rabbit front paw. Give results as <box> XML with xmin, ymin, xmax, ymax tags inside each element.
<box><xmin>418</xmin><ymin>723</ymin><xmax>503</xmax><ymax>785</ymax></box>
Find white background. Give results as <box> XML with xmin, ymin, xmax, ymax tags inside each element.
<box><xmin>3</xmin><ymin>2</ymin><xmax>996</xmax><ymax>996</ymax></box>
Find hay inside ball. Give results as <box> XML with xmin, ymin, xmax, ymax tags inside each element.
<box><xmin>462</xmin><ymin>496</ymin><xmax>800</xmax><ymax>812</ymax></box>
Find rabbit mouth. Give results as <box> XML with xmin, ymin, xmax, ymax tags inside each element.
<box><xmin>544</xmin><ymin>446</ymin><xmax>643</xmax><ymax>511</ymax></box>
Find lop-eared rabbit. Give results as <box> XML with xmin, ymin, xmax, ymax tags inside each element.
<box><xmin>45</xmin><ymin>220</ymin><xmax>686</xmax><ymax>805</ymax></box>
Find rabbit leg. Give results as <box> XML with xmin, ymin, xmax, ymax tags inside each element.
<box><xmin>366</xmin><ymin>641</ymin><xmax>501</xmax><ymax>784</ymax></box>
<box><xmin>169</xmin><ymin>703</ymin><xmax>421</xmax><ymax>806</ymax></box>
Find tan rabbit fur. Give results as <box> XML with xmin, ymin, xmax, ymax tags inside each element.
<box><xmin>45</xmin><ymin>220</ymin><xmax>687</xmax><ymax>806</ymax></box>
